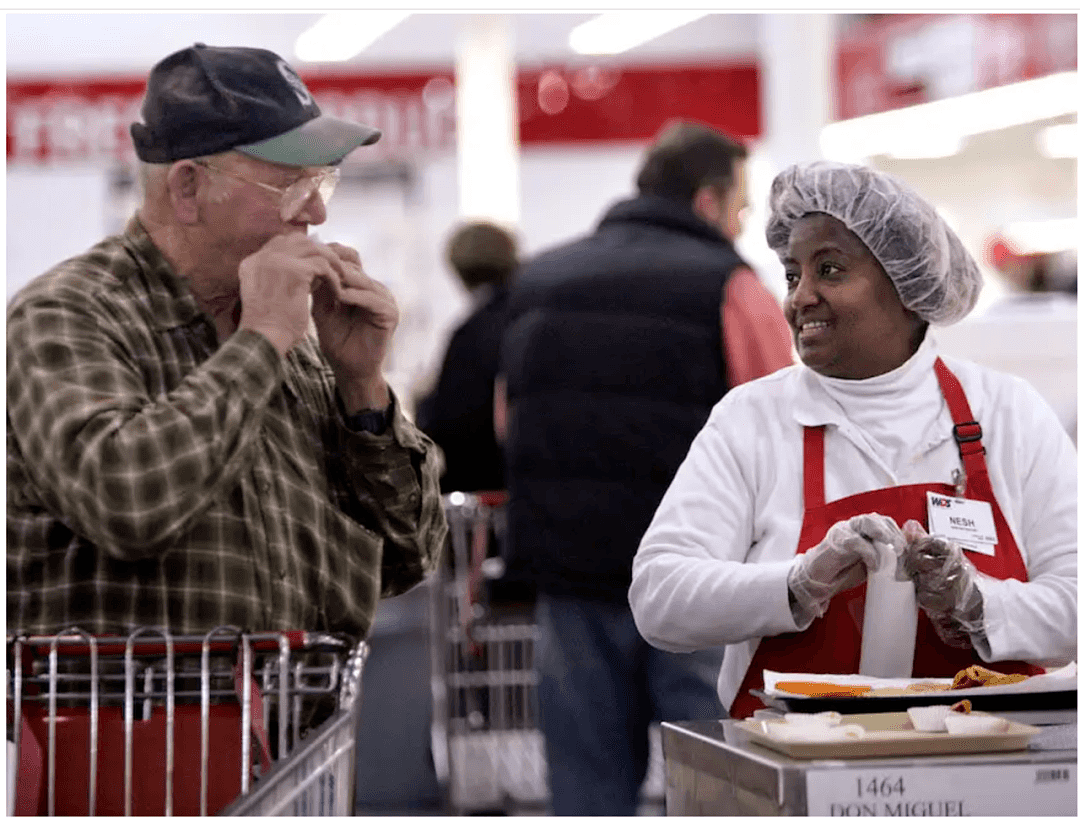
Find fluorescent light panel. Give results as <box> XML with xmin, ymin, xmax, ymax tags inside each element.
<box><xmin>569</xmin><ymin>12</ymin><xmax>709</xmax><ymax>55</ymax></box>
<box><xmin>295</xmin><ymin>12</ymin><xmax>410</xmax><ymax>62</ymax></box>
<box><xmin>821</xmin><ymin>71</ymin><xmax>1079</xmax><ymax>162</ymax></box>
<box><xmin>886</xmin><ymin>133</ymin><xmax>965</xmax><ymax>160</ymax></box>
<box><xmin>1002</xmin><ymin>218</ymin><xmax>1078</xmax><ymax>255</ymax></box>
<box><xmin>1038</xmin><ymin>123</ymin><xmax>1078</xmax><ymax>159</ymax></box>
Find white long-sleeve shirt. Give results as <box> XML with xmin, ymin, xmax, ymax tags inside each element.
<box><xmin>629</xmin><ymin>335</ymin><xmax>1077</xmax><ymax>712</ymax></box>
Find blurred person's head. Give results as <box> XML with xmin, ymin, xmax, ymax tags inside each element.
<box><xmin>446</xmin><ymin>221</ymin><xmax>519</xmax><ymax>292</ymax></box>
<box><xmin>635</xmin><ymin>120</ymin><xmax>749</xmax><ymax>242</ymax></box>
<box><xmin>767</xmin><ymin>161</ymin><xmax>983</xmax><ymax>379</ymax></box>
<box><xmin>131</xmin><ymin>43</ymin><xmax>380</xmax><ymax>291</ymax></box>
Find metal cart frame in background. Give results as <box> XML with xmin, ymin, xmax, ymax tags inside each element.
<box><xmin>430</xmin><ymin>492</ymin><xmax>665</xmax><ymax>815</ymax></box>
<box><xmin>7</xmin><ymin>627</ymin><xmax>368</xmax><ymax>816</ymax></box>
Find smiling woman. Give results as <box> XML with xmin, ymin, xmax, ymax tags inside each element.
<box><xmin>629</xmin><ymin>160</ymin><xmax>1078</xmax><ymax>719</ymax></box>
<box><xmin>781</xmin><ymin>212</ymin><xmax>924</xmax><ymax>379</ymax></box>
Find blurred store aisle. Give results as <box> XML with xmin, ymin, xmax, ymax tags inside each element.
<box><xmin>353</xmin><ymin>577</ymin><xmax>668</xmax><ymax>816</ymax></box>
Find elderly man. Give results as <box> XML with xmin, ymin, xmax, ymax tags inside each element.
<box><xmin>7</xmin><ymin>43</ymin><xmax>447</xmax><ymax>638</ymax></box>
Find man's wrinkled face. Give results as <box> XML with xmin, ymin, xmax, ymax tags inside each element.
<box><xmin>196</xmin><ymin>152</ymin><xmax>331</xmax><ymax>273</ymax></box>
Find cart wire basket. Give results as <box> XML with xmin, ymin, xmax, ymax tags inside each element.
<box><xmin>7</xmin><ymin>626</ymin><xmax>368</xmax><ymax>816</ymax></box>
<box><xmin>430</xmin><ymin>492</ymin><xmax>665</xmax><ymax>815</ymax></box>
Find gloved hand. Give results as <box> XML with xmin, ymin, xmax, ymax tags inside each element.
<box><xmin>900</xmin><ymin>520</ymin><xmax>985</xmax><ymax>649</ymax></box>
<box><xmin>788</xmin><ymin>513</ymin><xmax>906</xmax><ymax>623</ymax></box>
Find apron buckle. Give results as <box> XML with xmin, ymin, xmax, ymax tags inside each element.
<box><xmin>953</xmin><ymin>421</ymin><xmax>983</xmax><ymax>445</ymax></box>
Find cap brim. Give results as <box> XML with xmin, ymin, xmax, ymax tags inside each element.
<box><xmin>235</xmin><ymin>115</ymin><xmax>381</xmax><ymax>167</ymax></box>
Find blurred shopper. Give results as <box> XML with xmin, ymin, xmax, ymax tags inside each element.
<box><xmin>630</xmin><ymin>162</ymin><xmax>1077</xmax><ymax>720</ymax></box>
<box><xmin>7</xmin><ymin>43</ymin><xmax>447</xmax><ymax>637</ymax></box>
<box><xmin>934</xmin><ymin>237</ymin><xmax>1078</xmax><ymax>445</ymax></box>
<box><xmin>988</xmin><ymin>237</ymin><xmax>1077</xmax><ymax>298</ymax></box>
<box><xmin>416</xmin><ymin>220</ymin><xmax>519</xmax><ymax>494</ymax></box>
<box><xmin>497</xmin><ymin>120</ymin><xmax>793</xmax><ymax>815</ymax></box>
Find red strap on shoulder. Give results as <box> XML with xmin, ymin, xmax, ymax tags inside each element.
<box><xmin>803</xmin><ymin>425</ymin><xmax>826</xmax><ymax>509</ymax></box>
<box><xmin>932</xmin><ymin>358</ymin><xmax>990</xmax><ymax>492</ymax></box>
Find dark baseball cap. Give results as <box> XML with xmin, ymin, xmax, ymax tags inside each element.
<box><xmin>130</xmin><ymin>42</ymin><xmax>381</xmax><ymax>166</ymax></box>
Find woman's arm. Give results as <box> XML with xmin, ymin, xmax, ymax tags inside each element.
<box><xmin>979</xmin><ymin>379</ymin><xmax>1078</xmax><ymax>666</ymax></box>
<box><xmin>630</xmin><ymin>390</ymin><xmax>801</xmax><ymax>651</ymax></box>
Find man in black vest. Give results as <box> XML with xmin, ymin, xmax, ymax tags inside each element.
<box><xmin>496</xmin><ymin>120</ymin><xmax>792</xmax><ymax>815</ymax></box>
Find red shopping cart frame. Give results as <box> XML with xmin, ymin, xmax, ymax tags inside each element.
<box><xmin>8</xmin><ymin>628</ymin><xmax>356</xmax><ymax>816</ymax></box>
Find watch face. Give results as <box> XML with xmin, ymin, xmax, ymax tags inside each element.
<box><xmin>350</xmin><ymin>406</ymin><xmax>390</xmax><ymax>434</ymax></box>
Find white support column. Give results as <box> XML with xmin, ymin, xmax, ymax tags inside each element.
<box><xmin>454</xmin><ymin>14</ymin><xmax>521</xmax><ymax>227</ymax></box>
<box><xmin>742</xmin><ymin>13</ymin><xmax>837</xmax><ymax>298</ymax></box>
<box><xmin>759</xmin><ymin>13</ymin><xmax>836</xmax><ymax>170</ymax></box>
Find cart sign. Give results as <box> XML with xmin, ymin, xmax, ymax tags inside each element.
<box><xmin>836</xmin><ymin>13</ymin><xmax>1078</xmax><ymax>120</ymax></box>
<box><xmin>6</xmin><ymin>63</ymin><xmax>761</xmax><ymax>166</ymax></box>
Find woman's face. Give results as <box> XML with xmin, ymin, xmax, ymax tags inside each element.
<box><xmin>782</xmin><ymin>213</ymin><xmax>923</xmax><ymax>379</ymax></box>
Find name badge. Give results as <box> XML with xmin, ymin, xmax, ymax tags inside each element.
<box><xmin>926</xmin><ymin>492</ymin><xmax>997</xmax><ymax>556</ymax></box>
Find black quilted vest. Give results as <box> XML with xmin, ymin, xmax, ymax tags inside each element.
<box><xmin>500</xmin><ymin>195</ymin><xmax>746</xmax><ymax>602</ymax></box>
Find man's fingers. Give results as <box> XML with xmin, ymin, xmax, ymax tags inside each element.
<box><xmin>310</xmin><ymin>265</ymin><xmax>345</xmax><ymax>300</ymax></box>
<box><xmin>306</xmin><ymin>240</ymin><xmax>379</xmax><ymax>293</ymax></box>
<box><xmin>327</xmin><ymin>242</ymin><xmax>361</xmax><ymax>264</ymax></box>
<box><xmin>327</xmin><ymin>287</ymin><xmax>399</xmax><ymax>328</ymax></box>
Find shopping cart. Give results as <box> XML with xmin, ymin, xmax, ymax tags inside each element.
<box><xmin>429</xmin><ymin>492</ymin><xmax>665</xmax><ymax>815</ymax></box>
<box><xmin>7</xmin><ymin>626</ymin><xmax>368</xmax><ymax>816</ymax></box>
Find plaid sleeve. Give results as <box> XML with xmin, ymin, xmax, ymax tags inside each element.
<box><xmin>6</xmin><ymin>274</ymin><xmax>283</xmax><ymax>561</ymax></box>
<box><xmin>334</xmin><ymin>395</ymin><xmax>448</xmax><ymax>598</ymax></box>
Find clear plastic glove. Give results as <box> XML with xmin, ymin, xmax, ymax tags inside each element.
<box><xmin>901</xmin><ymin>520</ymin><xmax>985</xmax><ymax>649</ymax></box>
<box><xmin>788</xmin><ymin>513</ymin><xmax>905</xmax><ymax>623</ymax></box>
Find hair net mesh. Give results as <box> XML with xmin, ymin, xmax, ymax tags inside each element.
<box><xmin>765</xmin><ymin>161</ymin><xmax>982</xmax><ymax>325</ymax></box>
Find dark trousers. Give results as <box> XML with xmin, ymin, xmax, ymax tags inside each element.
<box><xmin>535</xmin><ymin>592</ymin><xmax>726</xmax><ymax>815</ymax></box>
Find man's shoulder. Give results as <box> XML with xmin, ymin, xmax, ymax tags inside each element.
<box><xmin>520</xmin><ymin>223</ymin><xmax>735</xmax><ymax>281</ymax></box>
<box><xmin>9</xmin><ymin>233</ymin><xmax>136</xmax><ymax>315</ymax></box>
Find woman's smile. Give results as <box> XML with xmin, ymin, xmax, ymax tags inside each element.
<box><xmin>782</xmin><ymin>214</ymin><xmax>923</xmax><ymax>379</ymax></box>
<box><xmin>796</xmin><ymin>318</ymin><xmax>832</xmax><ymax>342</ymax></box>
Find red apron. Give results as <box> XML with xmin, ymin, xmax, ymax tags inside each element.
<box><xmin>729</xmin><ymin>358</ymin><xmax>1042</xmax><ymax>718</ymax></box>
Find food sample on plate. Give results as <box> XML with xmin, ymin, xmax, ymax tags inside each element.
<box><xmin>906</xmin><ymin>700</ymin><xmax>973</xmax><ymax>732</ymax></box>
<box><xmin>773</xmin><ymin>680</ymin><xmax>873</xmax><ymax>697</ymax></box>
<box><xmin>773</xmin><ymin>665</ymin><xmax>1032</xmax><ymax>700</ymax></box>
<box><xmin>781</xmin><ymin>711</ymin><xmax>844</xmax><ymax>727</ymax></box>
<box><xmin>943</xmin><ymin>714</ymin><xmax>1011</xmax><ymax>735</ymax></box>
<box><xmin>863</xmin><ymin>680</ymin><xmax>952</xmax><ymax>697</ymax></box>
<box><xmin>950</xmin><ymin>665</ymin><xmax>1030</xmax><ymax>690</ymax></box>
<box><xmin>763</xmin><ymin>715</ymin><xmax>866</xmax><ymax>742</ymax></box>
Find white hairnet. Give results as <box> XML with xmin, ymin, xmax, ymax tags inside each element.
<box><xmin>765</xmin><ymin>161</ymin><xmax>982</xmax><ymax>325</ymax></box>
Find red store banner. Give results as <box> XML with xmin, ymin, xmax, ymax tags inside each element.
<box><xmin>6</xmin><ymin>62</ymin><xmax>761</xmax><ymax>166</ymax></box>
<box><xmin>836</xmin><ymin>13</ymin><xmax>1078</xmax><ymax>120</ymax></box>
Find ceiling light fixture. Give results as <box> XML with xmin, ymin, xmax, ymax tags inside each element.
<box><xmin>295</xmin><ymin>11</ymin><xmax>410</xmax><ymax>63</ymax></box>
<box><xmin>1037</xmin><ymin>122</ymin><xmax>1078</xmax><ymax>159</ymax></box>
<box><xmin>885</xmin><ymin>133</ymin><xmax>965</xmax><ymax>160</ymax></box>
<box><xmin>821</xmin><ymin>70</ymin><xmax>1078</xmax><ymax>162</ymax></box>
<box><xmin>568</xmin><ymin>12</ymin><xmax>710</xmax><ymax>56</ymax></box>
<box><xmin>1001</xmin><ymin>218</ymin><xmax>1078</xmax><ymax>255</ymax></box>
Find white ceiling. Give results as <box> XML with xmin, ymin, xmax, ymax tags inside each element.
<box><xmin>5</xmin><ymin>12</ymin><xmax>761</xmax><ymax>76</ymax></box>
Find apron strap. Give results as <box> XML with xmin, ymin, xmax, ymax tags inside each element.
<box><xmin>804</xmin><ymin>359</ymin><xmax>987</xmax><ymax>509</ymax></box>
<box><xmin>932</xmin><ymin>357</ymin><xmax>991</xmax><ymax>495</ymax></box>
<box><xmin>803</xmin><ymin>425</ymin><xmax>827</xmax><ymax>509</ymax></box>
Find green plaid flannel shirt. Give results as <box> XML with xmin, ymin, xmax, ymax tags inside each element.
<box><xmin>7</xmin><ymin>218</ymin><xmax>447</xmax><ymax>637</ymax></box>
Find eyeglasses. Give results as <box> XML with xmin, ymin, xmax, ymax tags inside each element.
<box><xmin>193</xmin><ymin>159</ymin><xmax>340</xmax><ymax>221</ymax></box>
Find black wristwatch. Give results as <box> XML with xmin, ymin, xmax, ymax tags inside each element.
<box><xmin>344</xmin><ymin>399</ymin><xmax>393</xmax><ymax>435</ymax></box>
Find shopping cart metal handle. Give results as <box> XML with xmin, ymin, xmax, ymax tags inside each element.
<box><xmin>9</xmin><ymin>630</ymin><xmax>318</xmax><ymax>657</ymax></box>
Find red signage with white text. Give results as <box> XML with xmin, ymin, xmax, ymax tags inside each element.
<box><xmin>836</xmin><ymin>13</ymin><xmax>1077</xmax><ymax>120</ymax></box>
<box><xmin>6</xmin><ymin>63</ymin><xmax>760</xmax><ymax>166</ymax></box>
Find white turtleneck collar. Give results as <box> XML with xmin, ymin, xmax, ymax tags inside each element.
<box><xmin>789</xmin><ymin>334</ymin><xmax>955</xmax><ymax>474</ymax></box>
